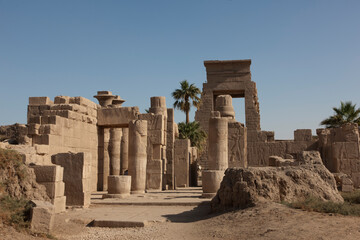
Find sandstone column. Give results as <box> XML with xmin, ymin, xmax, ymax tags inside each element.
<box><xmin>109</xmin><ymin>128</ymin><xmax>121</xmax><ymax>175</ymax></box>
<box><xmin>128</xmin><ymin>120</ymin><xmax>147</xmax><ymax>194</ymax></box>
<box><xmin>208</xmin><ymin>114</ymin><xmax>229</xmax><ymax>171</ymax></box>
<box><xmin>94</xmin><ymin>91</ymin><xmax>115</xmax><ymax>191</ymax></box>
<box><xmin>103</xmin><ymin>128</ymin><xmax>110</xmax><ymax>190</ymax></box>
<box><xmin>120</xmin><ymin>128</ymin><xmax>129</xmax><ymax>175</ymax></box>
<box><xmin>149</xmin><ymin>96</ymin><xmax>167</xmax><ymax>118</ymax></box>
<box><xmin>202</xmin><ymin>111</ymin><xmax>228</xmax><ymax>198</ymax></box>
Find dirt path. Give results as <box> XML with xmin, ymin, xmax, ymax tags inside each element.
<box><xmin>2</xmin><ymin>201</ymin><xmax>360</xmax><ymax>240</ymax></box>
<box><xmin>54</xmin><ymin>202</ymin><xmax>360</xmax><ymax>240</ymax></box>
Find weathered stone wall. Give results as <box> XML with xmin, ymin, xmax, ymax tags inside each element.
<box><xmin>317</xmin><ymin>123</ymin><xmax>360</xmax><ymax>187</ymax></box>
<box><xmin>27</xmin><ymin>96</ymin><xmax>98</xmax><ymax>191</ymax></box>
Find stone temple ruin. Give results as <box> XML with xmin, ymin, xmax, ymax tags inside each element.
<box><xmin>1</xmin><ymin>59</ymin><xmax>360</xmax><ymax>232</ymax></box>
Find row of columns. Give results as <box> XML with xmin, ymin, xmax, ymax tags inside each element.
<box><xmin>95</xmin><ymin>91</ymin><xmax>169</xmax><ymax>197</ymax></box>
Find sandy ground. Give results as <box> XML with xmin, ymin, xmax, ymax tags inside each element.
<box><xmin>2</xmin><ymin>201</ymin><xmax>360</xmax><ymax>240</ymax></box>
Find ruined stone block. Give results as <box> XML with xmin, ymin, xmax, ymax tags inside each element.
<box><xmin>35</xmin><ymin>144</ymin><xmax>49</xmax><ymax>155</ymax></box>
<box><xmin>51</xmin><ymin>195</ymin><xmax>66</xmax><ymax>213</ymax></box>
<box><xmin>69</xmin><ymin>96</ymin><xmax>98</xmax><ymax>109</ymax></box>
<box><xmin>41</xmin><ymin>181</ymin><xmax>65</xmax><ymax>198</ymax></box>
<box><xmin>54</xmin><ymin>96</ymin><xmax>71</xmax><ymax>104</ymax></box>
<box><xmin>29</xmin><ymin>97</ymin><xmax>53</xmax><ymax>105</ymax></box>
<box><xmin>97</xmin><ymin>107</ymin><xmax>139</xmax><ymax>127</ymax></box>
<box><xmin>146</xmin><ymin>159</ymin><xmax>163</xmax><ymax>190</ymax></box>
<box><xmin>294</xmin><ymin>129</ymin><xmax>312</xmax><ymax>142</ymax></box>
<box><xmin>28</xmin><ymin>123</ymin><xmax>40</xmax><ymax>135</ymax></box>
<box><xmin>51</xmin><ymin>152</ymin><xmax>91</xmax><ymax>207</ymax></box>
<box><xmin>174</xmin><ymin>139</ymin><xmax>190</xmax><ymax>187</ymax></box>
<box><xmin>31</xmin><ymin>165</ymin><xmax>64</xmax><ymax>183</ymax></box>
<box><xmin>30</xmin><ymin>200</ymin><xmax>54</xmax><ymax>234</ymax></box>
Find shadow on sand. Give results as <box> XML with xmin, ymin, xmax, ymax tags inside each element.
<box><xmin>162</xmin><ymin>202</ymin><xmax>225</xmax><ymax>223</ymax></box>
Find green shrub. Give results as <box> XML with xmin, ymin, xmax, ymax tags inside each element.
<box><xmin>341</xmin><ymin>190</ymin><xmax>360</xmax><ymax>204</ymax></box>
<box><xmin>283</xmin><ymin>196</ymin><xmax>360</xmax><ymax>216</ymax></box>
<box><xmin>0</xmin><ymin>148</ymin><xmax>27</xmax><ymax>184</ymax></box>
<box><xmin>0</xmin><ymin>195</ymin><xmax>32</xmax><ymax>228</ymax></box>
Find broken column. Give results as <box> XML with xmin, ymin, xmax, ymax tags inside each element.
<box><xmin>202</xmin><ymin>111</ymin><xmax>228</xmax><ymax>198</ymax></box>
<box><xmin>103</xmin><ymin>175</ymin><xmax>131</xmax><ymax>198</ymax></box>
<box><xmin>128</xmin><ymin>120</ymin><xmax>147</xmax><ymax>194</ymax></box>
<box><xmin>149</xmin><ymin>96</ymin><xmax>167</xmax><ymax>117</ymax></box>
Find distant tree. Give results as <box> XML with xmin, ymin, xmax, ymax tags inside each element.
<box><xmin>172</xmin><ymin>80</ymin><xmax>201</xmax><ymax>123</ymax></box>
<box><xmin>178</xmin><ymin>121</ymin><xmax>207</xmax><ymax>152</ymax></box>
<box><xmin>320</xmin><ymin>101</ymin><xmax>360</xmax><ymax>128</ymax></box>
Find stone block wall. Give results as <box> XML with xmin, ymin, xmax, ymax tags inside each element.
<box><xmin>317</xmin><ymin>123</ymin><xmax>360</xmax><ymax>187</ymax></box>
<box><xmin>31</xmin><ymin>165</ymin><xmax>66</xmax><ymax>213</ymax></box>
<box><xmin>51</xmin><ymin>152</ymin><xmax>91</xmax><ymax>207</ymax></box>
<box><xmin>27</xmin><ymin>96</ymin><xmax>98</xmax><ymax>191</ymax></box>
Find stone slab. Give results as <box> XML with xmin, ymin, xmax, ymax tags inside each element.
<box><xmin>31</xmin><ymin>165</ymin><xmax>64</xmax><ymax>182</ymax></box>
<box><xmin>90</xmin><ymin>220</ymin><xmax>149</xmax><ymax>228</ymax></box>
<box><xmin>97</xmin><ymin>107</ymin><xmax>139</xmax><ymax>127</ymax></box>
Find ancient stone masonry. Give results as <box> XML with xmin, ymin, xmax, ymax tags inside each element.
<box><xmin>317</xmin><ymin>123</ymin><xmax>360</xmax><ymax>187</ymax></box>
<box><xmin>139</xmin><ymin>96</ymin><xmax>168</xmax><ymax>190</ymax></box>
<box><xmin>31</xmin><ymin>165</ymin><xmax>66</xmax><ymax>213</ymax></box>
<box><xmin>27</xmin><ymin>96</ymin><xmax>98</xmax><ymax>191</ymax></box>
<box><xmin>195</xmin><ymin>60</ymin><xmax>317</xmax><ymax>169</ymax></box>
<box><xmin>52</xmin><ymin>152</ymin><xmax>92</xmax><ymax>207</ymax></box>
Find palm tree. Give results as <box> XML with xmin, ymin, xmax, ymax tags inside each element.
<box><xmin>320</xmin><ymin>101</ymin><xmax>360</xmax><ymax>128</ymax></box>
<box><xmin>178</xmin><ymin>121</ymin><xmax>207</xmax><ymax>152</ymax></box>
<box><xmin>172</xmin><ymin>80</ymin><xmax>201</xmax><ymax>123</ymax></box>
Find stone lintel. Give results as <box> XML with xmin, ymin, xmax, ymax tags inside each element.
<box><xmin>97</xmin><ymin>107</ymin><xmax>139</xmax><ymax>127</ymax></box>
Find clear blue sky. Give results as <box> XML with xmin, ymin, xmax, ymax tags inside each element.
<box><xmin>1</xmin><ymin>0</ymin><xmax>359</xmax><ymax>139</ymax></box>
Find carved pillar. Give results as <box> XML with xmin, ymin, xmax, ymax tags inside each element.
<box><xmin>128</xmin><ymin>120</ymin><xmax>148</xmax><ymax>194</ymax></box>
<box><xmin>202</xmin><ymin>111</ymin><xmax>228</xmax><ymax>198</ymax></box>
